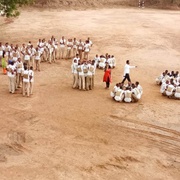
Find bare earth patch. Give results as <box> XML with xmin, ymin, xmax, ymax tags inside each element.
<box><xmin>0</xmin><ymin>7</ymin><xmax>180</xmax><ymax>180</ymax></box>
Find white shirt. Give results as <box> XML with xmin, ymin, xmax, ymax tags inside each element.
<box><xmin>124</xmin><ymin>64</ymin><xmax>136</xmax><ymax>75</ymax></box>
<box><xmin>92</xmin><ymin>64</ymin><xmax>96</xmax><ymax>75</ymax></box>
<box><xmin>137</xmin><ymin>84</ymin><xmax>143</xmax><ymax>95</ymax></box>
<box><xmin>35</xmin><ymin>50</ymin><xmax>41</xmax><ymax>60</ymax></box>
<box><xmin>115</xmin><ymin>89</ymin><xmax>124</xmax><ymax>102</ymax></box>
<box><xmin>29</xmin><ymin>70</ymin><xmax>34</xmax><ymax>82</ymax></box>
<box><xmin>132</xmin><ymin>88</ymin><xmax>141</xmax><ymax>99</ymax></box>
<box><xmin>48</xmin><ymin>44</ymin><xmax>54</xmax><ymax>53</ymax></box>
<box><xmin>175</xmin><ymin>86</ymin><xmax>180</xmax><ymax>98</ymax></box>
<box><xmin>73</xmin><ymin>40</ymin><xmax>78</xmax><ymax>49</ymax></box>
<box><xmin>72</xmin><ymin>57</ymin><xmax>80</xmax><ymax>64</ymax></box>
<box><xmin>166</xmin><ymin>84</ymin><xmax>175</xmax><ymax>96</ymax></box>
<box><xmin>160</xmin><ymin>82</ymin><xmax>167</xmax><ymax>93</ymax></box>
<box><xmin>52</xmin><ymin>39</ymin><xmax>58</xmax><ymax>49</ymax></box>
<box><xmin>71</xmin><ymin>63</ymin><xmax>78</xmax><ymax>74</ymax></box>
<box><xmin>67</xmin><ymin>41</ymin><xmax>73</xmax><ymax>50</ymax></box>
<box><xmin>4</xmin><ymin>45</ymin><xmax>11</xmax><ymax>56</ymax></box>
<box><xmin>112</xmin><ymin>57</ymin><xmax>116</xmax><ymax>66</ymax></box>
<box><xmin>84</xmin><ymin>44</ymin><xmax>90</xmax><ymax>52</ymax></box>
<box><xmin>37</xmin><ymin>42</ymin><xmax>45</xmax><ymax>52</ymax></box>
<box><xmin>11</xmin><ymin>51</ymin><xmax>20</xmax><ymax>61</ymax></box>
<box><xmin>99</xmin><ymin>58</ymin><xmax>106</xmax><ymax>68</ymax></box>
<box><xmin>78</xmin><ymin>64</ymin><xmax>84</xmax><ymax>76</ymax></box>
<box><xmin>111</xmin><ymin>86</ymin><xmax>118</xmax><ymax>98</ymax></box>
<box><xmin>107</xmin><ymin>58</ymin><xmax>113</xmax><ymax>67</ymax></box>
<box><xmin>23</xmin><ymin>70</ymin><xmax>30</xmax><ymax>83</ymax></box>
<box><xmin>31</xmin><ymin>48</ymin><xmax>36</xmax><ymax>56</ymax></box>
<box><xmin>94</xmin><ymin>57</ymin><xmax>100</xmax><ymax>64</ymax></box>
<box><xmin>24</xmin><ymin>50</ymin><xmax>31</xmax><ymax>60</ymax></box>
<box><xmin>87</xmin><ymin>64</ymin><xmax>93</xmax><ymax>76</ymax></box>
<box><xmin>78</xmin><ymin>42</ymin><xmax>84</xmax><ymax>50</ymax></box>
<box><xmin>124</xmin><ymin>90</ymin><xmax>132</xmax><ymax>103</ymax></box>
<box><xmin>88</xmin><ymin>40</ymin><xmax>93</xmax><ymax>46</ymax></box>
<box><xmin>83</xmin><ymin>64</ymin><xmax>89</xmax><ymax>77</ymax></box>
<box><xmin>7</xmin><ymin>64</ymin><xmax>16</xmax><ymax>77</ymax></box>
<box><xmin>15</xmin><ymin>61</ymin><xmax>24</xmax><ymax>74</ymax></box>
<box><xmin>0</xmin><ymin>45</ymin><xmax>5</xmax><ymax>56</ymax></box>
<box><xmin>60</xmin><ymin>39</ymin><xmax>66</xmax><ymax>47</ymax></box>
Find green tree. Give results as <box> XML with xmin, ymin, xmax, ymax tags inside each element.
<box><xmin>0</xmin><ymin>0</ymin><xmax>34</xmax><ymax>17</ymax></box>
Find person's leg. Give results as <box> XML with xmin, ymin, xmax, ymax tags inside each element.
<box><xmin>55</xmin><ymin>48</ymin><xmax>58</xmax><ymax>59</ymax></box>
<box><xmin>122</xmin><ymin>74</ymin><xmax>127</xmax><ymax>84</ymax></box>
<box><xmin>26</xmin><ymin>82</ymin><xmax>30</xmax><ymax>97</ymax></box>
<box><xmin>23</xmin><ymin>82</ymin><xmax>25</xmax><ymax>96</ymax></box>
<box><xmin>16</xmin><ymin>73</ymin><xmax>19</xmax><ymax>88</ymax></box>
<box><xmin>86</xmin><ymin>76</ymin><xmax>90</xmax><ymax>90</ymax></box>
<box><xmin>79</xmin><ymin>75</ymin><xmax>82</xmax><ymax>90</ymax></box>
<box><xmin>30</xmin><ymin>82</ymin><xmax>33</xmax><ymax>95</ymax></box>
<box><xmin>86</xmin><ymin>52</ymin><xmax>89</xmax><ymax>60</ymax></box>
<box><xmin>73</xmin><ymin>73</ymin><xmax>78</xmax><ymax>88</ymax></box>
<box><xmin>9</xmin><ymin>77</ymin><xmax>12</xmax><ymax>92</ymax></box>
<box><xmin>73</xmin><ymin>48</ymin><xmax>76</xmax><ymax>57</ymax></box>
<box><xmin>82</xmin><ymin>76</ymin><xmax>85</xmax><ymax>90</ymax></box>
<box><xmin>72</xmin><ymin>74</ymin><xmax>75</xmax><ymax>88</ymax></box>
<box><xmin>11</xmin><ymin>77</ymin><xmax>15</xmax><ymax>93</ymax></box>
<box><xmin>127</xmin><ymin>74</ymin><xmax>131</xmax><ymax>83</ymax></box>
<box><xmin>59</xmin><ymin>47</ymin><xmax>62</xmax><ymax>59</ymax></box>
<box><xmin>31</xmin><ymin>56</ymin><xmax>34</xmax><ymax>69</ymax></box>
<box><xmin>35</xmin><ymin>60</ymin><xmax>38</xmax><ymax>70</ymax></box>
<box><xmin>92</xmin><ymin>75</ymin><xmax>94</xmax><ymax>89</ymax></box>
<box><xmin>38</xmin><ymin>60</ymin><xmax>41</xmax><ymax>71</ymax></box>
<box><xmin>106</xmin><ymin>77</ymin><xmax>110</xmax><ymax>88</ymax></box>
<box><xmin>66</xmin><ymin>49</ymin><xmax>69</xmax><ymax>59</ymax></box>
<box><xmin>49</xmin><ymin>51</ymin><xmax>52</xmax><ymax>63</ymax></box>
<box><xmin>89</xmin><ymin>75</ymin><xmax>92</xmax><ymax>90</ymax></box>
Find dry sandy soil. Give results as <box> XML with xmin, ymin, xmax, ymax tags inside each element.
<box><xmin>0</xmin><ymin>7</ymin><xmax>180</xmax><ymax>180</ymax></box>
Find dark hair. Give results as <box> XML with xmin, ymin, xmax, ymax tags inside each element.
<box><xmin>126</xmin><ymin>60</ymin><xmax>129</xmax><ymax>64</ymax></box>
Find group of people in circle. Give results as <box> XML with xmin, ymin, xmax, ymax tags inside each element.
<box><xmin>156</xmin><ymin>70</ymin><xmax>180</xmax><ymax>99</ymax></box>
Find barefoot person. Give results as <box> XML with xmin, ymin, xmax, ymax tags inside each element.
<box><xmin>103</xmin><ymin>64</ymin><xmax>111</xmax><ymax>89</ymax></box>
<box><xmin>122</xmin><ymin>60</ymin><xmax>137</xmax><ymax>84</ymax></box>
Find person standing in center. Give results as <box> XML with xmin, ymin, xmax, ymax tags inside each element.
<box><xmin>103</xmin><ymin>64</ymin><xmax>112</xmax><ymax>89</ymax></box>
<box><xmin>122</xmin><ymin>60</ymin><xmax>137</xmax><ymax>84</ymax></box>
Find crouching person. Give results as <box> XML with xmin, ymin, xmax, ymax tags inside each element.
<box><xmin>114</xmin><ymin>86</ymin><xmax>125</xmax><ymax>102</ymax></box>
<box><xmin>124</xmin><ymin>87</ymin><xmax>132</xmax><ymax>103</ymax></box>
<box><xmin>131</xmin><ymin>83</ymin><xmax>141</xmax><ymax>103</ymax></box>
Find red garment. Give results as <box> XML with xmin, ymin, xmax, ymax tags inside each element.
<box><xmin>103</xmin><ymin>69</ymin><xmax>112</xmax><ymax>83</ymax></box>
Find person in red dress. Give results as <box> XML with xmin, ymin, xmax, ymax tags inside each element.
<box><xmin>103</xmin><ymin>64</ymin><xmax>111</xmax><ymax>89</ymax></box>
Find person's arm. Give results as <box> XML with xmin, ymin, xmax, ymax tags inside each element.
<box><xmin>129</xmin><ymin>65</ymin><xmax>137</xmax><ymax>68</ymax></box>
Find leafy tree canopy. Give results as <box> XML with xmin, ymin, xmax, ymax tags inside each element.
<box><xmin>0</xmin><ymin>0</ymin><xmax>34</xmax><ymax>17</ymax></box>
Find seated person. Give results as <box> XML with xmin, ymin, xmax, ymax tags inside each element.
<box><xmin>124</xmin><ymin>87</ymin><xmax>132</xmax><ymax>103</ymax></box>
<box><xmin>114</xmin><ymin>86</ymin><xmax>125</xmax><ymax>102</ymax></box>
<box><xmin>98</xmin><ymin>55</ymin><xmax>106</xmax><ymax>69</ymax></box>
<box><xmin>174</xmin><ymin>85</ymin><xmax>180</xmax><ymax>99</ymax></box>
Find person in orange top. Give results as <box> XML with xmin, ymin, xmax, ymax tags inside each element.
<box><xmin>103</xmin><ymin>64</ymin><xmax>111</xmax><ymax>89</ymax></box>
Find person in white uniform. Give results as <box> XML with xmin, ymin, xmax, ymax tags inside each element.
<box><xmin>122</xmin><ymin>60</ymin><xmax>137</xmax><ymax>84</ymax></box>
<box><xmin>59</xmin><ymin>36</ymin><xmax>66</xmax><ymax>59</ymax></box>
<box><xmin>22</xmin><ymin>66</ymin><xmax>30</xmax><ymax>97</ymax></box>
<box><xmin>71</xmin><ymin>59</ymin><xmax>79</xmax><ymax>89</ymax></box>
<box><xmin>174</xmin><ymin>85</ymin><xmax>180</xmax><ymax>99</ymax></box>
<box><xmin>15</xmin><ymin>57</ymin><xmax>24</xmax><ymax>88</ymax></box>
<box><xmin>114</xmin><ymin>86</ymin><xmax>125</xmax><ymax>102</ymax></box>
<box><xmin>165</xmin><ymin>83</ymin><xmax>175</xmax><ymax>97</ymax></box>
<box><xmin>29</xmin><ymin>66</ymin><xmax>34</xmax><ymax>95</ymax></box>
<box><xmin>124</xmin><ymin>87</ymin><xmax>132</xmax><ymax>103</ymax></box>
<box><xmin>7</xmin><ymin>61</ymin><xmax>16</xmax><ymax>94</ymax></box>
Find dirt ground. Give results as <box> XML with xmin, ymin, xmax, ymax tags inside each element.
<box><xmin>0</xmin><ymin>7</ymin><xmax>180</xmax><ymax>180</ymax></box>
